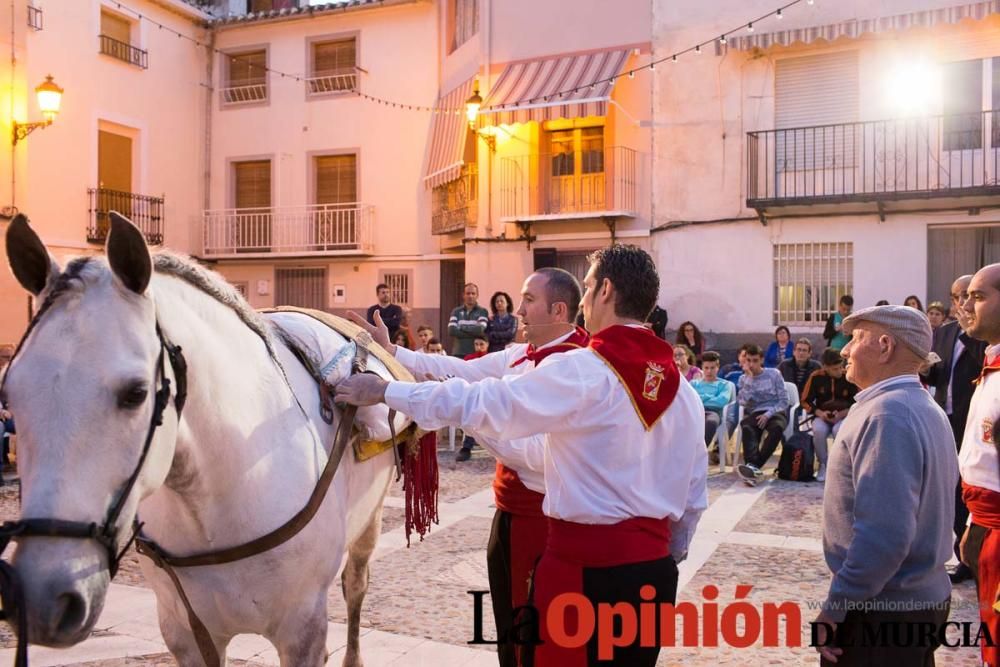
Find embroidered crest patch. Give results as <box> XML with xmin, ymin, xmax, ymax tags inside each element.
<box><xmin>643</xmin><ymin>362</ymin><xmax>665</xmax><ymax>401</ymax></box>
<box><xmin>983</xmin><ymin>418</ymin><xmax>994</xmax><ymax>444</ymax></box>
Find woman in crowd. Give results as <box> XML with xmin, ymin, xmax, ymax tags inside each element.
<box><xmin>674</xmin><ymin>344</ymin><xmax>703</xmax><ymax>382</ymax></box>
<box><xmin>904</xmin><ymin>294</ymin><xmax>924</xmax><ymax>311</ymax></box>
<box><xmin>764</xmin><ymin>325</ymin><xmax>794</xmax><ymax>368</ymax></box>
<box><xmin>486</xmin><ymin>291</ymin><xmax>518</xmax><ymax>353</ymax></box>
<box><xmin>675</xmin><ymin>321</ymin><xmax>705</xmax><ymax>359</ymax></box>
<box><xmin>926</xmin><ymin>301</ymin><xmax>947</xmax><ymax>330</ymax></box>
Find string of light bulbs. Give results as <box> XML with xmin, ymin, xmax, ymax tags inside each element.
<box><xmin>106</xmin><ymin>0</ymin><xmax>816</xmax><ymax>114</ymax></box>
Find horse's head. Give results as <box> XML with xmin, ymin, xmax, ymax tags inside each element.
<box><xmin>3</xmin><ymin>213</ymin><xmax>181</xmax><ymax>646</ymax></box>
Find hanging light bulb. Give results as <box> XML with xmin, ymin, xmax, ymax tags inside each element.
<box><xmin>777</xmin><ymin>8</ymin><xmax>783</xmax><ymax>18</ymax></box>
<box><xmin>672</xmin><ymin>54</ymin><xmax>678</xmax><ymax>62</ymax></box>
<box><xmin>747</xmin><ymin>22</ymin><xmax>754</xmax><ymax>32</ymax></box>
<box><xmin>649</xmin><ymin>61</ymin><xmax>655</xmax><ymax>71</ymax></box>
<box><xmin>720</xmin><ymin>34</ymin><xmax>728</xmax><ymax>45</ymax></box>
<box><xmin>694</xmin><ymin>44</ymin><xmax>701</xmax><ymax>54</ymax></box>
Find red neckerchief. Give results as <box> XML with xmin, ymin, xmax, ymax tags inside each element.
<box><xmin>974</xmin><ymin>352</ymin><xmax>1000</xmax><ymax>385</ymax></box>
<box><xmin>588</xmin><ymin>324</ymin><xmax>680</xmax><ymax>430</ymax></box>
<box><xmin>510</xmin><ymin>326</ymin><xmax>590</xmax><ymax>367</ymax></box>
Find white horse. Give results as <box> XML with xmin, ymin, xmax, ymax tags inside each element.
<box><xmin>2</xmin><ymin>213</ymin><xmax>406</xmax><ymax>666</ymax></box>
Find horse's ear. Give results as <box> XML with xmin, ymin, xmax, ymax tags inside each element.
<box><xmin>6</xmin><ymin>213</ymin><xmax>60</xmax><ymax>296</ymax></box>
<box><xmin>106</xmin><ymin>211</ymin><xmax>152</xmax><ymax>295</ymax></box>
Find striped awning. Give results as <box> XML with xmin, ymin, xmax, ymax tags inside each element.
<box><xmin>724</xmin><ymin>0</ymin><xmax>1000</xmax><ymax>51</ymax></box>
<box><xmin>424</xmin><ymin>77</ymin><xmax>475</xmax><ymax>189</ymax></box>
<box><xmin>478</xmin><ymin>48</ymin><xmax>631</xmax><ymax>127</ymax></box>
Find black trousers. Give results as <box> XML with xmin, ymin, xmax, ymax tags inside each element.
<box><xmin>948</xmin><ymin>413</ymin><xmax>971</xmax><ymax>559</ymax></box>
<box><xmin>741</xmin><ymin>411</ymin><xmax>788</xmax><ymax>468</ymax></box>
<box><xmin>487</xmin><ymin>510</ymin><xmax>517</xmax><ymax>667</ymax></box>
<box><xmin>820</xmin><ymin>599</ymin><xmax>951</xmax><ymax>667</ymax></box>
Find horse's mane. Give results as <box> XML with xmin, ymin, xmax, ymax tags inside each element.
<box><xmin>23</xmin><ymin>252</ymin><xmax>278</xmax><ymax>360</ymax></box>
<box><xmin>151</xmin><ymin>251</ymin><xmax>277</xmax><ymax>356</ymax></box>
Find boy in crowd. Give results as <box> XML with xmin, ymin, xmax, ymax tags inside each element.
<box><xmin>737</xmin><ymin>344</ymin><xmax>789</xmax><ymax>486</ymax></box>
<box><xmin>778</xmin><ymin>338</ymin><xmax>821</xmax><ymax>396</ymax></box>
<box><xmin>800</xmin><ymin>347</ymin><xmax>858</xmax><ymax>482</ymax></box>
<box><xmin>425</xmin><ymin>338</ymin><xmax>445</xmax><ymax>355</ymax></box>
<box><xmin>415</xmin><ymin>325</ymin><xmax>434</xmax><ymax>353</ymax></box>
<box><xmin>824</xmin><ymin>295</ymin><xmax>854</xmax><ymax>350</ymax></box>
<box><xmin>691</xmin><ymin>351</ymin><xmax>735</xmax><ymax>465</ymax></box>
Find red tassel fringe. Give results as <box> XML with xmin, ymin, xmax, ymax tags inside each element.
<box><xmin>403</xmin><ymin>431</ymin><xmax>439</xmax><ymax>546</ymax></box>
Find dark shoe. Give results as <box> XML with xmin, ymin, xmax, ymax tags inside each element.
<box><xmin>708</xmin><ymin>449</ymin><xmax>720</xmax><ymax>466</ymax></box>
<box><xmin>737</xmin><ymin>464</ymin><xmax>762</xmax><ymax>487</ymax></box>
<box><xmin>949</xmin><ymin>564</ymin><xmax>974</xmax><ymax>584</ymax></box>
<box><xmin>455</xmin><ymin>448</ymin><xmax>472</xmax><ymax>462</ymax></box>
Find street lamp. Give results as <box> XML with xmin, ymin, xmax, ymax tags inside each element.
<box><xmin>465</xmin><ymin>80</ymin><xmax>483</xmax><ymax>130</ymax></box>
<box><xmin>13</xmin><ymin>75</ymin><xmax>64</xmax><ymax>146</ymax></box>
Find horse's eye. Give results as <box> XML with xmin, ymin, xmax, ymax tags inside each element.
<box><xmin>118</xmin><ymin>384</ymin><xmax>148</xmax><ymax>409</ymax></box>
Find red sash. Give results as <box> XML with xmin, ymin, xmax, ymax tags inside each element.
<box><xmin>509</xmin><ymin>326</ymin><xmax>590</xmax><ymax>367</ymax></box>
<box><xmin>588</xmin><ymin>325</ymin><xmax>680</xmax><ymax>430</ymax></box>
<box><xmin>974</xmin><ymin>352</ymin><xmax>1000</xmax><ymax>385</ymax></box>
<box><xmin>962</xmin><ymin>482</ymin><xmax>1000</xmax><ymax>666</ymax></box>
<box><xmin>493</xmin><ymin>462</ymin><xmax>545</xmax><ymax>517</ymax></box>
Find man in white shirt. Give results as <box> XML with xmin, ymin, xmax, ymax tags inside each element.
<box><xmin>348</xmin><ymin>267</ymin><xmax>588</xmax><ymax>667</ymax></box>
<box><xmin>336</xmin><ymin>245</ymin><xmax>707</xmax><ymax>666</ymax></box>
<box><xmin>958</xmin><ymin>263</ymin><xmax>1000</xmax><ymax>667</ymax></box>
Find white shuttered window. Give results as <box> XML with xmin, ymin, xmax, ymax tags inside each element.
<box><xmin>775</xmin><ymin>51</ymin><xmax>859</xmax><ymax>173</ymax></box>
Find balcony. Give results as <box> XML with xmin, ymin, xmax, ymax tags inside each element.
<box><xmin>432</xmin><ymin>164</ymin><xmax>477</xmax><ymax>234</ymax></box>
<box><xmin>87</xmin><ymin>188</ymin><xmax>164</xmax><ymax>245</ymax></box>
<box><xmin>305</xmin><ymin>70</ymin><xmax>357</xmax><ymax>96</ymax></box>
<box><xmin>99</xmin><ymin>34</ymin><xmax>148</xmax><ymax>69</ymax></box>
<box><xmin>201</xmin><ymin>203</ymin><xmax>374</xmax><ymax>258</ymax></box>
<box><xmin>747</xmin><ymin>110</ymin><xmax>1000</xmax><ymax>211</ymax></box>
<box><xmin>499</xmin><ymin>146</ymin><xmax>638</xmax><ymax>222</ymax></box>
<box><xmin>221</xmin><ymin>79</ymin><xmax>268</xmax><ymax>105</ymax></box>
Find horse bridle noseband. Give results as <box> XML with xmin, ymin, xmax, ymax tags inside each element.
<box><xmin>0</xmin><ymin>322</ymin><xmax>187</xmax><ymax>667</ymax></box>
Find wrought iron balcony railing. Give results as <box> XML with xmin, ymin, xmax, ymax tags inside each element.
<box><xmin>499</xmin><ymin>146</ymin><xmax>638</xmax><ymax>220</ymax></box>
<box><xmin>305</xmin><ymin>70</ymin><xmax>357</xmax><ymax>95</ymax></box>
<box><xmin>202</xmin><ymin>203</ymin><xmax>374</xmax><ymax>257</ymax></box>
<box><xmin>747</xmin><ymin>110</ymin><xmax>1000</xmax><ymax>207</ymax></box>
<box><xmin>87</xmin><ymin>188</ymin><xmax>164</xmax><ymax>244</ymax></box>
<box><xmin>432</xmin><ymin>164</ymin><xmax>477</xmax><ymax>234</ymax></box>
<box><xmin>99</xmin><ymin>34</ymin><xmax>148</xmax><ymax>69</ymax></box>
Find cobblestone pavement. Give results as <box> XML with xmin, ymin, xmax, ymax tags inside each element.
<box><xmin>0</xmin><ymin>447</ymin><xmax>987</xmax><ymax>665</ymax></box>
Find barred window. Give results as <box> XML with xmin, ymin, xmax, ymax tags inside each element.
<box><xmin>381</xmin><ymin>272</ymin><xmax>410</xmax><ymax>306</ymax></box>
<box><xmin>276</xmin><ymin>268</ymin><xmax>327</xmax><ymax>310</ymax></box>
<box><xmin>773</xmin><ymin>242</ymin><xmax>853</xmax><ymax>326</ymax></box>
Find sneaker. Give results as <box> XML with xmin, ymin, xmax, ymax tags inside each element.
<box><xmin>708</xmin><ymin>449</ymin><xmax>720</xmax><ymax>466</ymax></box>
<box><xmin>816</xmin><ymin>464</ymin><xmax>826</xmax><ymax>483</ymax></box>
<box><xmin>455</xmin><ymin>448</ymin><xmax>472</xmax><ymax>463</ymax></box>
<box><xmin>949</xmin><ymin>564</ymin><xmax>974</xmax><ymax>584</ymax></box>
<box><xmin>737</xmin><ymin>464</ymin><xmax>762</xmax><ymax>487</ymax></box>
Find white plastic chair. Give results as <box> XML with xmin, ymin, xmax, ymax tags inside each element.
<box><xmin>708</xmin><ymin>385</ymin><xmax>737</xmax><ymax>473</ymax></box>
<box><xmin>725</xmin><ymin>381</ymin><xmax>800</xmax><ymax>473</ymax></box>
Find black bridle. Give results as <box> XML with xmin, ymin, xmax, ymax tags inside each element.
<box><xmin>0</xmin><ymin>321</ymin><xmax>187</xmax><ymax>667</ymax></box>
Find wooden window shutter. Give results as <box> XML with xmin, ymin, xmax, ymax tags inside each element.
<box><xmin>229</xmin><ymin>50</ymin><xmax>266</xmax><ymax>86</ymax></box>
<box><xmin>313</xmin><ymin>38</ymin><xmax>356</xmax><ymax>75</ymax></box>
<box><xmin>101</xmin><ymin>11</ymin><xmax>131</xmax><ymax>44</ymax></box>
<box><xmin>234</xmin><ymin>160</ymin><xmax>271</xmax><ymax>209</ymax></box>
<box><xmin>315</xmin><ymin>155</ymin><xmax>357</xmax><ymax>204</ymax></box>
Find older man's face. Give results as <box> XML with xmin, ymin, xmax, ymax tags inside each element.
<box><xmin>841</xmin><ymin>324</ymin><xmax>884</xmax><ymax>389</ymax></box>
<box><xmin>964</xmin><ymin>268</ymin><xmax>1000</xmax><ymax>344</ymax></box>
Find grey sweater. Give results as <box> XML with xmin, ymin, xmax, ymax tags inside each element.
<box><xmin>822</xmin><ymin>376</ymin><xmax>957</xmax><ymax>622</ymax></box>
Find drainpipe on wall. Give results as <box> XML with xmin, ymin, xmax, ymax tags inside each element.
<box><xmin>484</xmin><ymin>0</ymin><xmax>493</xmax><ymax>236</ymax></box>
<box><xmin>202</xmin><ymin>28</ymin><xmax>216</xmax><ymax>255</ymax></box>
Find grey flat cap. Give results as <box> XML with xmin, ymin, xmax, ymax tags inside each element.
<box><xmin>842</xmin><ymin>305</ymin><xmax>933</xmax><ymax>360</ymax></box>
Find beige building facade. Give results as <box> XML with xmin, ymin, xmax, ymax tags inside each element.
<box><xmin>652</xmin><ymin>0</ymin><xmax>1000</xmax><ymax>342</ymax></box>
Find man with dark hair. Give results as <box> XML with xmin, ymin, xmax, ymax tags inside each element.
<box><xmin>349</xmin><ymin>266</ymin><xmax>588</xmax><ymax>667</ymax></box>
<box><xmin>825</xmin><ymin>294</ymin><xmax>854</xmax><ymax>350</ymax></box>
<box><xmin>646</xmin><ymin>304</ymin><xmax>669</xmax><ymax>339</ymax></box>
<box><xmin>778</xmin><ymin>337</ymin><xmax>821</xmax><ymax>396</ymax></box>
<box><xmin>448</xmin><ymin>283</ymin><xmax>489</xmax><ymax>358</ymax></box>
<box><xmin>800</xmin><ymin>348</ymin><xmax>858</xmax><ymax>482</ymax></box>
<box><xmin>337</xmin><ymin>245</ymin><xmax>707</xmax><ymax>666</ymax></box>
<box><xmin>736</xmin><ymin>344</ymin><xmax>789</xmax><ymax>486</ymax></box>
<box><xmin>922</xmin><ymin>274</ymin><xmax>986</xmax><ymax>583</ymax></box>
<box><xmin>366</xmin><ymin>282</ymin><xmax>403</xmax><ymax>340</ymax></box>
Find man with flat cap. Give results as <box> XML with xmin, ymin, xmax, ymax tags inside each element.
<box><xmin>814</xmin><ymin>305</ymin><xmax>957</xmax><ymax>666</ymax></box>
